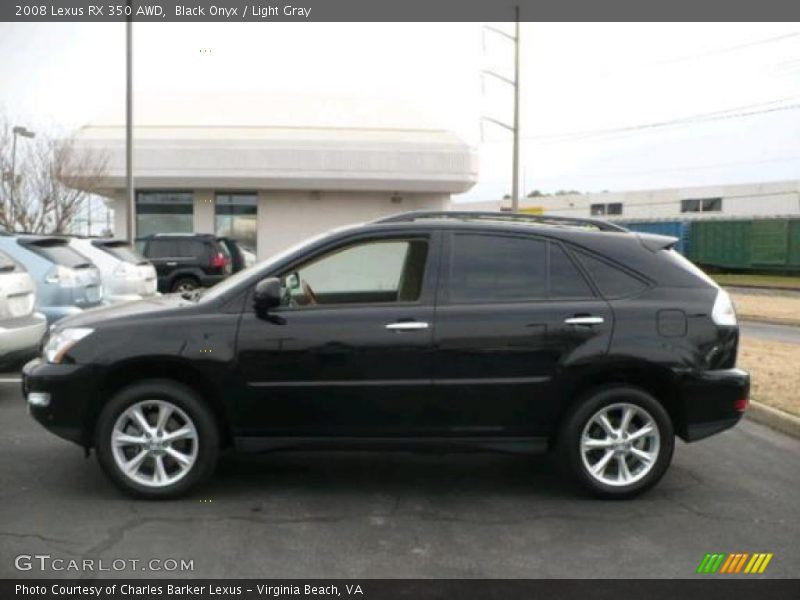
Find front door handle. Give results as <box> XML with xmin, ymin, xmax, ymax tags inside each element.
<box><xmin>564</xmin><ymin>316</ymin><xmax>604</xmax><ymax>325</ymax></box>
<box><xmin>166</xmin><ymin>261</ymin><xmax>178</xmax><ymax>266</ymax></box>
<box><xmin>385</xmin><ymin>321</ymin><xmax>429</xmax><ymax>331</ymax></box>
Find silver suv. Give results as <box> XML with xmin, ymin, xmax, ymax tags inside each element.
<box><xmin>0</xmin><ymin>234</ymin><xmax>104</xmax><ymax>324</ymax></box>
<box><xmin>0</xmin><ymin>250</ymin><xmax>47</xmax><ymax>367</ymax></box>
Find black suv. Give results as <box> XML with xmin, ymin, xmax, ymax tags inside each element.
<box><xmin>24</xmin><ymin>212</ymin><xmax>749</xmax><ymax>499</ymax></box>
<box><xmin>137</xmin><ymin>233</ymin><xmax>233</xmax><ymax>293</ymax></box>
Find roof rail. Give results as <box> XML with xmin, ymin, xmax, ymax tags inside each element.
<box><xmin>374</xmin><ymin>211</ymin><xmax>628</xmax><ymax>232</ymax></box>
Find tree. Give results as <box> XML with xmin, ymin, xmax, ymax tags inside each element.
<box><xmin>1</xmin><ymin>116</ymin><xmax>108</xmax><ymax>234</ymax></box>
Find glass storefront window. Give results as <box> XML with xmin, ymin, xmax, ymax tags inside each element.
<box><xmin>215</xmin><ymin>192</ymin><xmax>257</xmax><ymax>252</ymax></box>
<box><xmin>136</xmin><ymin>191</ymin><xmax>194</xmax><ymax>237</ymax></box>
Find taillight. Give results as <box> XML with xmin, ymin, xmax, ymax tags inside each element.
<box><xmin>211</xmin><ymin>252</ymin><xmax>227</xmax><ymax>268</ymax></box>
<box><xmin>734</xmin><ymin>398</ymin><xmax>749</xmax><ymax>413</ymax></box>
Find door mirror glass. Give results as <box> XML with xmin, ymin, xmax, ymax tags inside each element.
<box><xmin>253</xmin><ymin>277</ymin><xmax>282</xmax><ymax>311</ymax></box>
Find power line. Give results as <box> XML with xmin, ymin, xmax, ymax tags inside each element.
<box><xmin>480</xmin><ymin>97</ymin><xmax>800</xmax><ymax>146</ymax></box>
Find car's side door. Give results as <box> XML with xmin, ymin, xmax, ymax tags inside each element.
<box><xmin>431</xmin><ymin>231</ymin><xmax>614</xmax><ymax>436</ymax></box>
<box><xmin>233</xmin><ymin>231</ymin><xmax>441</xmax><ymax>437</ymax></box>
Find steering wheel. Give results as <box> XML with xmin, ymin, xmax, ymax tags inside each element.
<box><xmin>302</xmin><ymin>280</ymin><xmax>319</xmax><ymax>305</ymax></box>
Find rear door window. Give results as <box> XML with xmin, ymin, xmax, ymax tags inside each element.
<box><xmin>448</xmin><ymin>233</ymin><xmax>547</xmax><ymax>303</ymax></box>
<box><xmin>573</xmin><ymin>250</ymin><xmax>648</xmax><ymax>298</ymax></box>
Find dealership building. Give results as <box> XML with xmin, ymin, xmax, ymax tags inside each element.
<box><xmin>73</xmin><ymin>122</ymin><xmax>477</xmax><ymax>259</ymax></box>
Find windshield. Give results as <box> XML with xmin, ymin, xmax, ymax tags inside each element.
<box><xmin>198</xmin><ymin>228</ymin><xmax>340</xmax><ymax>304</ymax></box>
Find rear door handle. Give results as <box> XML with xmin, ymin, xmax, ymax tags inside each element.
<box><xmin>386</xmin><ymin>321</ymin><xmax>429</xmax><ymax>331</ymax></box>
<box><xmin>166</xmin><ymin>261</ymin><xmax>178</xmax><ymax>266</ymax></box>
<box><xmin>564</xmin><ymin>316</ymin><xmax>604</xmax><ymax>325</ymax></box>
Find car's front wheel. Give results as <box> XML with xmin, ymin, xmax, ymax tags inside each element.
<box><xmin>95</xmin><ymin>380</ymin><xmax>219</xmax><ymax>498</ymax></box>
<box><xmin>559</xmin><ymin>385</ymin><xmax>674</xmax><ymax>499</ymax></box>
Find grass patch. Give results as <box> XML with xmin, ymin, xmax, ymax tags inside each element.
<box><xmin>738</xmin><ymin>337</ymin><xmax>800</xmax><ymax>417</ymax></box>
<box><xmin>713</xmin><ymin>273</ymin><xmax>800</xmax><ymax>289</ymax></box>
<box><xmin>731</xmin><ymin>293</ymin><xmax>800</xmax><ymax>326</ymax></box>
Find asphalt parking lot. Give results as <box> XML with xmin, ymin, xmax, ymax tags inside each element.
<box><xmin>0</xmin><ymin>375</ymin><xmax>798</xmax><ymax>580</ymax></box>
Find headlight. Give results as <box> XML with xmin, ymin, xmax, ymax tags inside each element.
<box><xmin>44</xmin><ymin>328</ymin><xmax>94</xmax><ymax>364</ymax></box>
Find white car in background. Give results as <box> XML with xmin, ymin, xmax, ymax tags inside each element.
<box><xmin>0</xmin><ymin>249</ymin><xmax>47</xmax><ymax>367</ymax></box>
<box><xmin>68</xmin><ymin>238</ymin><xmax>158</xmax><ymax>303</ymax></box>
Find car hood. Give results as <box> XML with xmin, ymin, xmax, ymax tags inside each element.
<box><xmin>54</xmin><ymin>294</ymin><xmax>196</xmax><ymax>330</ymax></box>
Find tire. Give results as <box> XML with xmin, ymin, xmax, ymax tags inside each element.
<box><xmin>95</xmin><ymin>380</ymin><xmax>219</xmax><ymax>499</ymax></box>
<box><xmin>558</xmin><ymin>385</ymin><xmax>674</xmax><ymax>499</ymax></box>
<box><xmin>171</xmin><ymin>277</ymin><xmax>199</xmax><ymax>293</ymax></box>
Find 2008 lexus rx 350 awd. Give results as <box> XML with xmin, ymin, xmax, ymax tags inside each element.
<box><xmin>23</xmin><ymin>212</ymin><xmax>749</xmax><ymax>499</ymax></box>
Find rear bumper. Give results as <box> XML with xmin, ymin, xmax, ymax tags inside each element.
<box><xmin>0</xmin><ymin>313</ymin><xmax>47</xmax><ymax>366</ymax></box>
<box><xmin>676</xmin><ymin>368</ymin><xmax>750</xmax><ymax>442</ymax></box>
<box><xmin>22</xmin><ymin>358</ymin><xmax>97</xmax><ymax>447</ymax></box>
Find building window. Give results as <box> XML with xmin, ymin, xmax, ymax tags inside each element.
<box><xmin>136</xmin><ymin>191</ymin><xmax>194</xmax><ymax>237</ymax></box>
<box><xmin>590</xmin><ymin>203</ymin><xmax>623</xmax><ymax>216</ymax></box>
<box><xmin>215</xmin><ymin>192</ymin><xmax>257</xmax><ymax>252</ymax></box>
<box><xmin>681</xmin><ymin>198</ymin><xmax>722</xmax><ymax>213</ymax></box>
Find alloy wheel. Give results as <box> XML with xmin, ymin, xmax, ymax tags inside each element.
<box><xmin>111</xmin><ymin>399</ymin><xmax>199</xmax><ymax>488</ymax></box>
<box><xmin>579</xmin><ymin>402</ymin><xmax>661</xmax><ymax>487</ymax></box>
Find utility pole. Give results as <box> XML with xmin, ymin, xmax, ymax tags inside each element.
<box><xmin>482</xmin><ymin>6</ymin><xmax>521</xmax><ymax>212</ymax></box>
<box><xmin>511</xmin><ymin>5</ymin><xmax>520</xmax><ymax>212</ymax></box>
<box><xmin>125</xmin><ymin>2</ymin><xmax>135</xmax><ymax>242</ymax></box>
<box><xmin>9</xmin><ymin>125</ymin><xmax>35</xmax><ymax>231</ymax></box>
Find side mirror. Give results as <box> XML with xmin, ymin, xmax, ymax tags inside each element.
<box><xmin>253</xmin><ymin>277</ymin><xmax>282</xmax><ymax>311</ymax></box>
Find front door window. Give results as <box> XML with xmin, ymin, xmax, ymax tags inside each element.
<box><xmin>281</xmin><ymin>239</ymin><xmax>428</xmax><ymax>307</ymax></box>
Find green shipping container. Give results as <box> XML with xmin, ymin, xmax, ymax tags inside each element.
<box><xmin>789</xmin><ymin>219</ymin><xmax>800</xmax><ymax>268</ymax></box>
<box><xmin>688</xmin><ymin>220</ymin><xmax>751</xmax><ymax>270</ymax></box>
<box><xmin>687</xmin><ymin>218</ymin><xmax>800</xmax><ymax>273</ymax></box>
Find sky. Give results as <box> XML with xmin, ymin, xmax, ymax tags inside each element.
<box><xmin>2</xmin><ymin>21</ymin><xmax>800</xmax><ymax>203</ymax></box>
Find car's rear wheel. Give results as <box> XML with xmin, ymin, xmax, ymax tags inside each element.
<box><xmin>95</xmin><ymin>380</ymin><xmax>219</xmax><ymax>498</ymax></box>
<box><xmin>558</xmin><ymin>385</ymin><xmax>674</xmax><ymax>499</ymax></box>
<box><xmin>171</xmin><ymin>277</ymin><xmax>199</xmax><ymax>293</ymax></box>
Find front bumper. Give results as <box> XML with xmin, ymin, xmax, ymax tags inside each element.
<box><xmin>23</xmin><ymin>358</ymin><xmax>97</xmax><ymax>447</ymax></box>
<box><xmin>0</xmin><ymin>312</ymin><xmax>47</xmax><ymax>366</ymax></box>
<box><xmin>676</xmin><ymin>368</ymin><xmax>750</xmax><ymax>442</ymax></box>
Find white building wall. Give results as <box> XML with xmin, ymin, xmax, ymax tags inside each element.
<box><xmin>519</xmin><ymin>180</ymin><xmax>800</xmax><ymax>220</ymax></box>
<box><xmin>256</xmin><ymin>191</ymin><xmax>449</xmax><ymax>258</ymax></box>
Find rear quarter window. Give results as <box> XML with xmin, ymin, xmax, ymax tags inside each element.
<box><xmin>573</xmin><ymin>250</ymin><xmax>648</xmax><ymax>298</ymax></box>
<box><xmin>145</xmin><ymin>239</ymin><xmax>177</xmax><ymax>258</ymax></box>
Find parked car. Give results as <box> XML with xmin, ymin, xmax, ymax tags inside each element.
<box><xmin>0</xmin><ymin>250</ymin><xmax>47</xmax><ymax>368</ymax></box>
<box><xmin>23</xmin><ymin>211</ymin><xmax>749</xmax><ymax>499</ymax></box>
<box><xmin>0</xmin><ymin>234</ymin><xmax>104</xmax><ymax>324</ymax></box>
<box><xmin>68</xmin><ymin>238</ymin><xmax>157</xmax><ymax>303</ymax></box>
<box><xmin>217</xmin><ymin>237</ymin><xmax>249</xmax><ymax>273</ymax></box>
<box><xmin>136</xmin><ymin>233</ymin><xmax>232</xmax><ymax>293</ymax></box>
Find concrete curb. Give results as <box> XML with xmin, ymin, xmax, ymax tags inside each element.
<box><xmin>746</xmin><ymin>400</ymin><xmax>800</xmax><ymax>439</ymax></box>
